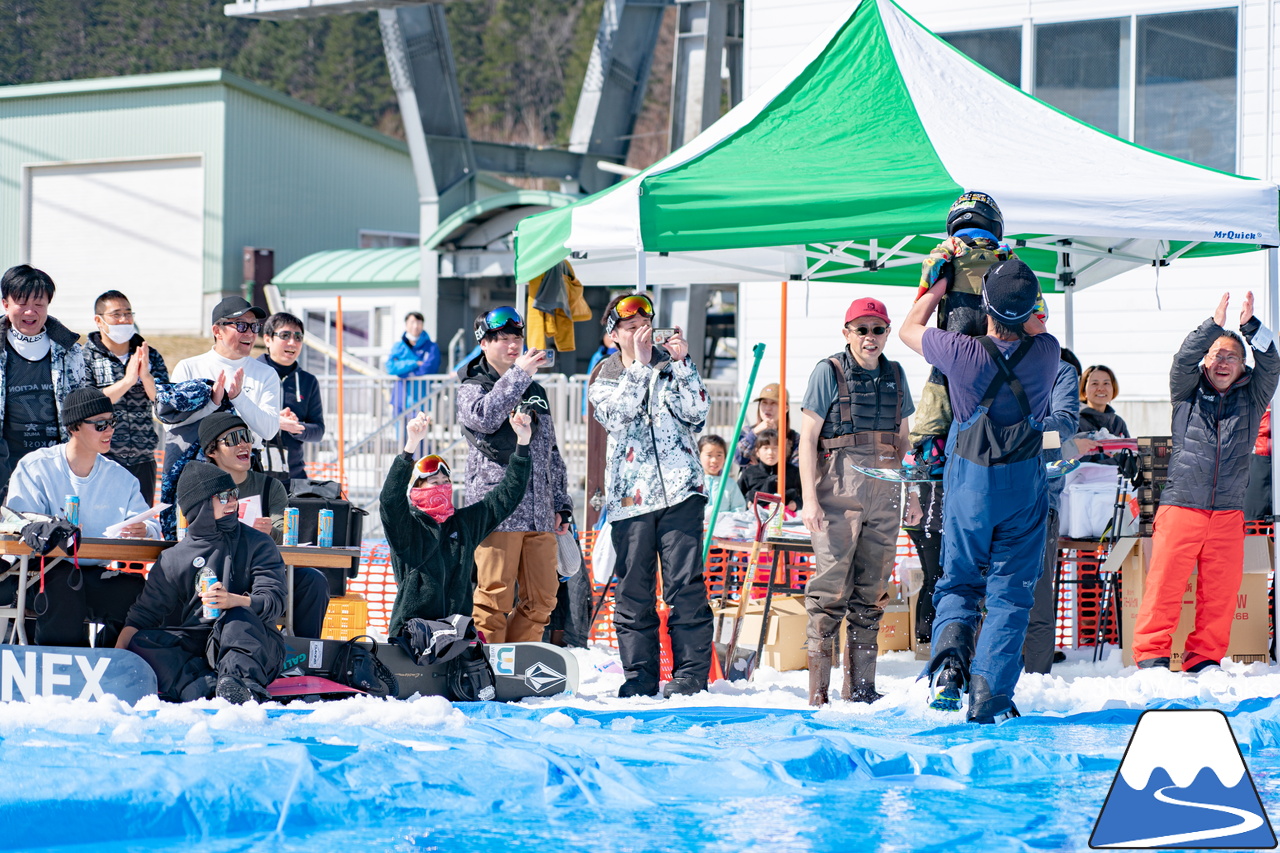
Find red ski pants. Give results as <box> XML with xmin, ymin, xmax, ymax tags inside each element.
<box><xmin>1132</xmin><ymin>505</ymin><xmax>1244</xmax><ymax>668</ymax></box>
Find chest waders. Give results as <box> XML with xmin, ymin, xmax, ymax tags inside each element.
<box><xmin>806</xmin><ymin>358</ymin><xmax>902</xmax><ymax>706</ymax></box>
<box><xmin>927</xmin><ymin>337</ymin><xmax>1049</xmax><ymax>723</ymax></box>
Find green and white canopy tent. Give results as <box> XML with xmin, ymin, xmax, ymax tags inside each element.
<box><xmin>515</xmin><ymin>0</ymin><xmax>1279</xmax><ymax>347</ymax></box>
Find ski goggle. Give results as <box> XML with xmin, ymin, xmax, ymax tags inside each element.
<box><xmin>474</xmin><ymin>307</ymin><xmax>524</xmax><ymax>341</ymax></box>
<box><xmin>605</xmin><ymin>294</ymin><xmax>655</xmax><ymax>334</ymax></box>
<box><xmin>414</xmin><ymin>455</ymin><xmax>451</xmax><ymax>481</ymax></box>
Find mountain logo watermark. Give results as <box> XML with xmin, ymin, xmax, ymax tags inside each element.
<box><xmin>1091</xmin><ymin>709</ymin><xmax>1276</xmax><ymax>849</ymax></box>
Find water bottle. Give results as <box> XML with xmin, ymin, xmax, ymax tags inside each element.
<box><xmin>198</xmin><ymin>565</ymin><xmax>220</xmax><ymax>621</ymax></box>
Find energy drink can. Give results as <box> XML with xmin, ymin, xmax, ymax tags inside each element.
<box><xmin>176</xmin><ymin>507</ymin><xmax>188</xmax><ymax>542</ymax></box>
<box><xmin>317</xmin><ymin>509</ymin><xmax>334</xmax><ymax>548</ymax></box>
<box><xmin>284</xmin><ymin>507</ymin><xmax>300</xmax><ymax>546</ymax></box>
<box><xmin>198</xmin><ymin>565</ymin><xmax>220</xmax><ymax>620</ymax></box>
<box><xmin>64</xmin><ymin>495</ymin><xmax>80</xmax><ymax>526</ymax></box>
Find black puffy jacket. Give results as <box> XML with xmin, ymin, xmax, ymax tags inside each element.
<box><xmin>1160</xmin><ymin>317</ymin><xmax>1280</xmax><ymax>512</ymax></box>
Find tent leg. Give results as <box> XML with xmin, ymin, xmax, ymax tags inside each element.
<box><xmin>1064</xmin><ymin>282</ymin><xmax>1075</xmax><ymax>352</ymax></box>
<box><xmin>637</xmin><ymin>251</ymin><xmax>647</xmax><ymax>292</ymax></box>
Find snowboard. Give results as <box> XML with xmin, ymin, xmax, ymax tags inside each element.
<box><xmin>267</xmin><ymin>675</ymin><xmax>366</xmax><ymax>702</ymax></box>
<box><xmin>0</xmin><ymin>643</ymin><xmax>158</xmax><ymax>703</ymax></box>
<box><xmin>851</xmin><ymin>458</ymin><xmax>1081</xmax><ymax>483</ymax></box>
<box><xmin>282</xmin><ymin>636</ymin><xmax>579</xmax><ymax>702</ymax></box>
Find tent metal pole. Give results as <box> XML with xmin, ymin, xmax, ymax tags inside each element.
<box><xmin>1064</xmin><ymin>280</ymin><xmax>1075</xmax><ymax>352</ymax></box>
<box><xmin>1269</xmin><ymin>247</ymin><xmax>1279</xmax><ymax>522</ymax></box>
<box><xmin>637</xmin><ymin>251</ymin><xmax>648</xmax><ymax>292</ymax></box>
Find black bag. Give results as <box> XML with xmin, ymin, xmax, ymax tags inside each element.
<box><xmin>330</xmin><ymin>635</ymin><xmax>398</xmax><ymax>698</ymax></box>
<box><xmin>289</xmin><ymin>496</ymin><xmax>367</xmax><ymax>555</ymax></box>
<box><xmin>396</xmin><ymin>615</ymin><xmax>497</xmax><ymax>702</ymax></box>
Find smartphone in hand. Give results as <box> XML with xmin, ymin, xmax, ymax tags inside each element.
<box><xmin>652</xmin><ymin>328</ymin><xmax>677</xmax><ymax>344</ymax></box>
<box><xmin>541</xmin><ymin>349</ymin><xmax>556</xmax><ymax>367</ymax></box>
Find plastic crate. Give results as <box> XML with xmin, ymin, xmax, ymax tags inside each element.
<box><xmin>322</xmin><ymin>594</ymin><xmax>369</xmax><ymax>641</ymax></box>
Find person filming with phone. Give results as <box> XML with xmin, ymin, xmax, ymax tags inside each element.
<box><xmin>457</xmin><ymin>307</ymin><xmax>573</xmax><ymax>643</ymax></box>
<box><xmin>589</xmin><ymin>292</ymin><xmax>713</xmax><ymax>698</ymax></box>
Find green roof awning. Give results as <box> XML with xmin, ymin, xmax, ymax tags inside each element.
<box><xmin>273</xmin><ymin>248</ymin><xmax>419</xmax><ymax>290</ymax></box>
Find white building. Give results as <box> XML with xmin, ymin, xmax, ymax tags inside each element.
<box><xmin>739</xmin><ymin>0</ymin><xmax>1272</xmax><ymax>434</ymax></box>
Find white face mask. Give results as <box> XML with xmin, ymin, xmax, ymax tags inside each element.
<box><xmin>105</xmin><ymin>323</ymin><xmax>135</xmax><ymax>344</ymax></box>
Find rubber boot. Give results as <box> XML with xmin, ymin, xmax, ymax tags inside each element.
<box><xmin>842</xmin><ymin>642</ymin><xmax>883</xmax><ymax>704</ymax></box>
<box><xmin>807</xmin><ymin>636</ymin><xmax>836</xmax><ymax>707</ymax></box>
<box><xmin>966</xmin><ymin>674</ymin><xmax>1020</xmax><ymax>724</ymax></box>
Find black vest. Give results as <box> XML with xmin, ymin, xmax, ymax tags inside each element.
<box><xmin>818</xmin><ymin>349</ymin><xmax>904</xmax><ymax>441</ymax></box>
<box><xmin>458</xmin><ymin>353</ymin><xmax>549</xmax><ymax>465</ymax></box>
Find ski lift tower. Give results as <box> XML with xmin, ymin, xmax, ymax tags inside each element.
<box><xmin>224</xmin><ymin>0</ymin><xmax>739</xmax><ymax>343</ymax></box>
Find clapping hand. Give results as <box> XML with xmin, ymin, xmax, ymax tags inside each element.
<box><xmin>279</xmin><ymin>407</ymin><xmax>305</xmax><ymax>435</ymax></box>
<box><xmin>1241</xmin><ymin>291</ymin><xmax>1255</xmax><ymax>326</ymax></box>
<box><xmin>510</xmin><ymin>411</ymin><xmax>533</xmax><ymax>445</ymax></box>
<box><xmin>211</xmin><ymin>371</ymin><xmax>227</xmax><ymax>405</ymax></box>
<box><xmin>226</xmin><ymin>368</ymin><xmax>244</xmax><ymax>401</ymax></box>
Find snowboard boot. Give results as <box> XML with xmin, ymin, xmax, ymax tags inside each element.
<box><xmin>1136</xmin><ymin>656</ymin><xmax>1171</xmax><ymax>670</ymax></box>
<box><xmin>216</xmin><ymin>675</ymin><xmax>270</xmax><ymax>705</ymax></box>
<box><xmin>842</xmin><ymin>642</ymin><xmax>883</xmax><ymax>704</ymax></box>
<box><xmin>925</xmin><ymin>622</ymin><xmax>975</xmax><ymax>712</ymax></box>
<box><xmin>662</xmin><ymin>676</ymin><xmax>706</xmax><ymax>698</ymax></box>
<box><xmin>807</xmin><ymin>636</ymin><xmax>836</xmax><ymax>707</ymax></box>
<box><xmin>966</xmin><ymin>674</ymin><xmax>1020</xmax><ymax>724</ymax></box>
<box><xmin>617</xmin><ymin>677</ymin><xmax>660</xmax><ymax>698</ymax></box>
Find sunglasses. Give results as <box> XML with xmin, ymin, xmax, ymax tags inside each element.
<box><xmin>219</xmin><ymin>320</ymin><xmax>263</xmax><ymax>335</ymax></box>
<box><xmin>606</xmin><ymin>294</ymin><xmax>655</xmax><ymax>333</ymax></box>
<box><xmin>849</xmin><ymin>325</ymin><xmax>888</xmax><ymax>336</ymax></box>
<box><xmin>271</xmin><ymin>330</ymin><xmax>304</xmax><ymax>342</ymax></box>
<box><xmin>83</xmin><ymin>417</ymin><xmax>116</xmax><ymax>432</ymax></box>
<box><xmin>414</xmin><ymin>455</ymin><xmax>451</xmax><ymax>480</ymax></box>
<box><xmin>213</xmin><ymin>487</ymin><xmax>240</xmax><ymax>504</ymax></box>
<box><xmin>215</xmin><ymin>428</ymin><xmax>253</xmax><ymax>448</ymax></box>
<box><xmin>475</xmin><ymin>307</ymin><xmax>525</xmax><ymax>341</ymax></box>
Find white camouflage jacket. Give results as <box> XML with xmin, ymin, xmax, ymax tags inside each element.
<box><xmin>589</xmin><ymin>350</ymin><xmax>709</xmax><ymax>521</ymax></box>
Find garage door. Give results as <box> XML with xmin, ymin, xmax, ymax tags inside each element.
<box><xmin>25</xmin><ymin>157</ymin><xmax>204</xmax><ymax>335</ymax></box>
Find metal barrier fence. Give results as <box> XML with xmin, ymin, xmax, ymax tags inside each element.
<box><xmin>306</xmin><ymin>373</ymin><xmax>741</xmax><ymax>535</ymax></box>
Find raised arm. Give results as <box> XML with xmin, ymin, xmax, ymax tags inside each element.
<box><xmin>1172</xmin><ymin>310</ymin><xmax>1228</xmax><ymax>402</ymax></box>
<box><xmin>589</xmin><ymin>362</ymin><xmax>653</xmax><ymax>432</ymax></box>
<box><xmin>380</xmin><ymin>412</ymin><xmax>431</xmax><ymax>556</ymax></box>
<box><xmin>899</xmin><ymin>283</ymin><xmax>946</xmax><ymax>356</ymax></box>
<box><xmin>454</xmin><ymin>413</ymin><xmax>533</xmax><ymax>538</ymax></box>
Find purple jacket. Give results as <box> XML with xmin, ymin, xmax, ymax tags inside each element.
<box><xmin>456</xmin><ymin>359</ymin><xmax>572</xmax><ymax>532</ymax></box>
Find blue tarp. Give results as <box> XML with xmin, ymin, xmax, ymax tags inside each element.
<box><xmin>7</xmin><ymin>698</ymin><xmax>1280</xmax><ymax>852</ymax></box>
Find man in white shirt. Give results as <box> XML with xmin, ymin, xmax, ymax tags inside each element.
<box><xmin>164</xmin><ymin>297</ymin><xmax>281</xmax><ymax>474</ymax></box>
<box><xmin>8</xmin><ymin>387</ymin><xmax>160</xmax><ymax>646</ymax></box>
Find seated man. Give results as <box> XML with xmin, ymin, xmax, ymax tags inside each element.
<box><xmin>199</xmin><ymin>411</ymin><xmax>329</xmax><ymax>638</ymax></box>
<box><xmin>383</xmin><ymin>411</ymin><xmax>532</xmax><ymax>636</ymax></box>
<box><xmin>117</xmin><ymin>461</ymin><xmax>287</xmax><ymax>704</ymax></box>
<box><xmin>7</xmin><ymin>387</ymin><xmax>158</xmax><ymax>646</ymax></box>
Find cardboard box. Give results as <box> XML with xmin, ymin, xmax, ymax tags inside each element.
<box><xmin>877</xmin><ymin>604</ymin><xmax>911</xmax><ymax>653</ymax></box>
<box><xmin>1114</xmin><ymin>536</ymin><xmax>1271</xmax><ymax>670</ymax></box>
<box><xmin>712</xmin><ymin>594</ymin><xmax>808</xmax><ymax>671</ymax></box>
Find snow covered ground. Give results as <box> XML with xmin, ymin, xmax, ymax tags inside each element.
<box><xmin>7</xmin><ymin>645</ymin><xmax>1280</xmax><ymax>853</ymax></box>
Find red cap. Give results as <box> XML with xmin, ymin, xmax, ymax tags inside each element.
<box><xmin>844</xmin><ymin>297</ymin><xmax>890</xmax><ymax>326</ymax></box>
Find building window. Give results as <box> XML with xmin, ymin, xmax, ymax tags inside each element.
<box><xmin>1135</xmin><ymin>9</ymin><xmax>1237</xmax><ymax>173</ymax></box>
<box><xmin>942</xmin><ymin>27</ymin><xmax>1022</xmax><ymax>87</ymax></box>
<box><xmin>1035</xmin><ymin>18</ymin><xmax>1128</xmax><ymax>138</ymax></box>
<box><xmin>359</xmin><ymin>230</ymin><xmax>418</xmax><ymax>249</ymax></box>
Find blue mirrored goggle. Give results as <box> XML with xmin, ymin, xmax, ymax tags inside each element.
<box><xmin>475</xmin><ymin>306</ymin><xmax>525</xmax><ymax>341</ymax></box>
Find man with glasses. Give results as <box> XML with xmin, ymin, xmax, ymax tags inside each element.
<box><xmin>199</xmin><ymin>412</ymin><xmax>329</xmax><ymax>638</ymax></box>
<box><xmin>7</xmin><ymin>387</ymin><xmax>159</xmax><ymax>646</ymax></box>
<box><xmin>798</xmin><ymin>297</ymin><xmax>913</xmax><ymax>706</ymax></box>
<box><xmin>0</xmin><ymin>265</ymin><xmax>88</xmax><ymax>497</ymax></box>
<box><xmin>257</xmin><ymin>312</ymin><xmax>324</xmax><ymax>482</ymax></box>
<box><xmin>456</xmin><ymin>307</ymin><xmax>570</xmax><ymax>643</ymax></box>
<box><xmin>117</xmin><ymin>460</ymin><xmax>288</xmax><ymax>704</ymax></box>
<box><xmin>590</xmin><ymin>292</ymin><xmax>713</xmax><ymax>698</ymax></box>
<box><xmin>164</xmin><ymin>297</ymin><xmax>281</xmax><ymax>504</ymax></box>
<box><xmin>85</xmin><ymin>290</ymin><xmax>170</xmax><ymax>504</ymax></box>
<box><xmin>1132</xmin><ymin>292</ymin><xmax>1280</xmax><ymax>672</ymax></box>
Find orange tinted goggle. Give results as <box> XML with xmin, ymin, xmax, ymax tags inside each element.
<box><xmin>414</xmin><ymin>455</ymin><xmax>451</xmax><ymax>479</ymax></box>
<box><xmin>606</xmin><ymin>294</ymin><xmax>654</xmax><ymax>333</ymax></box>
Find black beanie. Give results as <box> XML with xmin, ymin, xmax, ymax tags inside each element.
<box><xmin>61</xmin><ymin>387</ymin><xmax>113</xmax><ymax>427</ymax></box>
<box><xmin>199</xmin><ymin>411</ymin><xmax>248</xmax><ymax>451</ymax></box>
<box><xmin>177</xmin><ymin>461</ymin><xmax>236</xmax><ymax>518</ymax></box>
<box><xmin>982</xmin><ymin>260</ymin><xmax>1040</xmax><ymax>325</ymax></box>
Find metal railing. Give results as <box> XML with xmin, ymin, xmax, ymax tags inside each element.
<box><xmin>306</xmin><ymin>373</ymin><xmax>740</xmax><ymax>535</ymax></box>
